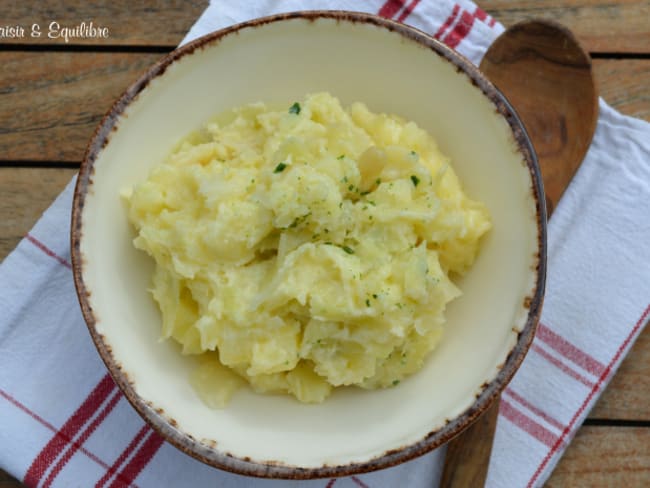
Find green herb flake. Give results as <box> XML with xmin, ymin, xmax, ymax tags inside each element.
<box><xmin>410</xmin><ymin>175</ymin><xmax>420</xmax><ymax>187</ymax></box>
<box><xmin>274</xmin><ymin>162</ymin><xmax>287</xmax><ymax>173</ymax></box>
<box><xmin>365</xmin><ymin>299</ymin><xmax>371</xmax><ymax>307</ymax></box>
<box><xmin>375</xmin><ymin>178</ymin><xmax>382</xmax><ymax>185</ymax></box>
<box><xmin>288</xmin><ymin>102</ymin><xmax>301</xmax><ymax>114</ymax></box>
<box><xmin>337</xmin><ymin>154</ymin><xmax>345</xmax><ymax>160</ymax></box>
<box><xmin>392</xmin><ymin>380</ymin><xmax>400</xmax><ymax>386</ymax></box>
<box><xmin>410</xmin><ymin>150</ymin><xmax>417</xmax><ymax>157</ymax></box>
<box><xmin>342</xmin><ymin>245</ymin><xmax>355</xmax><ymax>255</ymax></box>
<box><xmin>360</xmin><ymin>190</ymin><xmax>370</xmax><ymax>196</ymax></box>
<box><xmin>372</xmin><ymin>294</ymin><xmax>378</xmax><ymax>299</ymax></box>
<box><xmin>348</xmin><ymin>184</ymin><xmax>354</xmax><ymax>192</ymax></box>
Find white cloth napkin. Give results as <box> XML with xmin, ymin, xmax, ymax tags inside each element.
<box><xmin>1</xmin><ymin>1</ymin><xmax>649</xmax><ymax>487</ymax></box>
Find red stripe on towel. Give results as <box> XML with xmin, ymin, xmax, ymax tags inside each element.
<box><xmin>96</xmin><ymin>425</ymin><xmax>150</xmax><ymax>488</ymax></box>
<box><xmin>537</xmin><ymin>323</ymin><xmax>606</xmax><ymax>376</ymax></box>
<box><xmin>378</xmin><ymin>0</ymin><xmax>405</xmax><ymax>18</ymax></box>
<box><xmin>396</xmin><ymin>0</ymin><xmax>421</xmax><ymax>22</ymax></box>
<box><xmin>474</xmin><ymin>7</ymin><xmax>487</xmax><ymax>22</ymax></box>
<box><xmin>443</xmin><ymin>5</ymin><xmax>493</xmax><ymax>48</ymax></box>
<box><xmin>0</xmin><ymin>388</ymin><xmax>134</xmax><ymax>485</ymax></box>
<box><xmin>24</xmin><ymin>374</ymin><xmax>116</xmax><ymax>486</ymax></box>
<box><xmin>531</xmin><ymin>344</ymin><xmax>594</xmax><ymax>388</ymax></box>
<box><xmin>443</xmin><ymin>9</ymin><xmax>476</xmax><ymax>48</ymax></box>
<box><xmin>500</xmin><ymin>399</ymin><xmax>561</xmax><ymax>448</ymax></box>
<box><xmin>43</xmin><ymin>391</ymin><xmax>122</xmax><ymax>488</ymax></box>
<box><xmin>25</xmin><ymin>234</ymin><xmax>71</xmax><ymax>269</ymax></box>
<box><xmin>351</xmin><ymin>475</ymin><xmax>370</xmax><ymax>488</ymax></box>
<box><xmin>504</xmin><ymin>388</ymin><xmax>565</xmax><ymax>431</ymax></box>
<box><xmin>1</xmin><ymin>389</ymin><xmax>59</xmax><ymax>433</ymax></box>
<box><xmin>528</xmin><ymin>303</ymin><xmax>650</xmax><ymax>487</ymax></box>
<box><xmin>107</xmin><ymin>430</ymin><xmax>165</xmax><ymax>488</ymax></box>
<box><xmin>433</xmin><ymin>4</ymin><xmax>460</xmax><ymax>39</ymax></box>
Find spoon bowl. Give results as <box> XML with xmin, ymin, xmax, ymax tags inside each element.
<box><xmin>480</xmin><ymin>19</ymin><xmax>598</xmax><ymax>213</ymax></box>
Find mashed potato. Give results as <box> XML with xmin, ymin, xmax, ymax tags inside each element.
<box><xmin>125</xmin><ymin>93</ymin><xmax>491</xmax><ymax>405</ymax></box>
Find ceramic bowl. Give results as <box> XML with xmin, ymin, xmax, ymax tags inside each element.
<box><xmin>71</xmin><ymin>11</ymin><xmax>546</xmax><ymax>479</ymax></box>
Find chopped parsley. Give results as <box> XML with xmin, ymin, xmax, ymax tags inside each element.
<box><xmin>337</xmin><ymin>154</ymin><xmax>345</xmax><ymax>160</ymax></box>
<box><xmin>392</xmin><ymin>380</ymin><xmax>400</xmax><ymax>386</ymax></box>
<box><xmin>410</xmin><ymin>175</ymin><xmax>420</xmax><ymax>187</ymax></box>
<box><xmin>288</xmin><ymin>102</ymin><xmax>301</xmax><ymax>114</ymax></box>
<box><xmin>341</xmin><ymin>245</ymin><xmax>355</xmax><ymax>255</ymax></box>
<box><xmin>274</xmin><ymin>162</ymin><xmax>287</xmax><ymax>173</ymax></box>
<box><xmin>365</xmin><ymin>299</ymin><xmax>371</xmax><ymax>307</ymax></box>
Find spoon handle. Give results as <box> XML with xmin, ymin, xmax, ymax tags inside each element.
<box><xmin>439</xmin><ymin>400</ymin><xmax>500</xmax><ymax>487</ymax></box>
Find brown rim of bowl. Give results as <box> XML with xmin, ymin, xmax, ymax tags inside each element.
<box><xmin>71</xmin><ymin>10</ymin><xmax>547</xmax><ymax>480</ymax></box>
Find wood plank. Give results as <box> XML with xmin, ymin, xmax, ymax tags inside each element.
<box><xmin>547</xmin><ymin>426</ymin><xmax>650</xmax><ymax>486</ymax></box>
<box><xmin>2</xmin><ymin>0</ymin><xmax>207</xmax><ymax>46</ymax></box>
<box><xmin>481</xmin><ymin>0</ymin><xmax>650</xmax><ymax>53</ymax></box>
<box><xmin>594</xmin><ymin>58</ymin><xmax>650</xmax><ymax>121</ymax></box>
<box><xmin>0</xmin><ymin>167</ymin><xmax>76</xmax><ymax>261</ymax></box>
<box><xmin>0</xmin><ymin>51</ymin><xmax>161</xmax><ymax>162</ymax></box>
<box><xmin>1</xmin><ymin>53</ymin><xmax>649</xmax><ymax>164</ymax></box>
<box><xmin>590</xmin><ymin>323</ymin><xmax>650</xmax><ymax>420</ymax></box>
<box><xmin>0</xmin><ymin>471</ymin><xmax>21</xmax><ymax>488</ymax></box>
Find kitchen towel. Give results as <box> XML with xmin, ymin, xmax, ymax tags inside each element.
<box><xmin>2</xmin><ymin>1</ymin><xmax>649</xmax><ymax>487</ymax></box>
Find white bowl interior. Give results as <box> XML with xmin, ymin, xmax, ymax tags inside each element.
<box><xmin>80</xmin><ymin>17</ymin><xmax>540</xmax><ymax>468</ymax></box>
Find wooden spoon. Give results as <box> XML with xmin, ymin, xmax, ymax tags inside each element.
<box><xmin>440</xmin><ymin>19</ymin><xmax>598</xmax><ymax>487</ymax></box>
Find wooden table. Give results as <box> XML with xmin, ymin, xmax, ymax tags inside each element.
<box><xmin>1</xmin><ymin>1</ymin><xmax>648</xmax><ymax>486</ymax></box>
